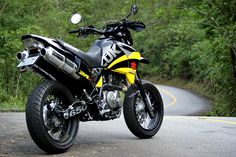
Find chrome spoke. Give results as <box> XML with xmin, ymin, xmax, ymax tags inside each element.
<box><xmin>135</xmin><ymin>91</ymin><xmax>158</xmax><ymax>130</ymax></box>
<box><xmin>48</xmin><ymin>129</ymin><xmax>62</xmax><ymax>140</ymax></box>
<box><xmin>43</xmin><ymin>94</ymin><xmax>71</xmax><ymax>141</ymax></box>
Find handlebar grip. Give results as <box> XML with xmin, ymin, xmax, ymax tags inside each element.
<box><xmin>68</xmin><ymin>29</ymin><xmax>79</xmax><ymax>34</ymax></box>
<box><xmin>124</xmin><ymin>20</ymin><xmax>135</xmax><ymax>26</ymax></box>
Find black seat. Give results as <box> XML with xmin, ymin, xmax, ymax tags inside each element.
<box><xmin>56</xmin><ymin>40</ymin><xmax>102</xmax><ymax>68</ymax></box>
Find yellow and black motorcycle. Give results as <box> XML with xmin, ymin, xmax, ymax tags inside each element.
<box><xmin>17</xmin><ymin>4</ymin><xmax>163</xmax><ymax>154</ymax></box>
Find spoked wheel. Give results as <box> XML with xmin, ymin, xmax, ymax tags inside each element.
<box><xmin>43</xmin><ymin>93</ymin><xmax>73</xmax><ymax>141</ymax></box>
<box><xmin>123</xmin><ymin>81</ymin><xmax>164</xmax><ymax>138</ymax></box>
<box><xmin>26</xmin><ymin>80</ymin><xmax>79</xmax><ymax>154</ymax></box>
<box><xmin>135</xmin><ymin>90</ymin><xmax>160</xmax><ymax>130</ymax></box>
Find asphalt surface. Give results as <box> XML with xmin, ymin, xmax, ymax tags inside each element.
<box><xmin>0</xmin><ymin>85</ymin><xmax>236</xmax><ymax>157</ymax></box>
<box><xmin>157</xmin><ymin>85</ymin><xmax>211</xmax><ymax>116</ymax></box>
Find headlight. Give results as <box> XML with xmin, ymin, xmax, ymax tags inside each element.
<box><xmin>22</xmin><ymin>38</ymin><xmax>44</xmax><ymax>51</ymax></box>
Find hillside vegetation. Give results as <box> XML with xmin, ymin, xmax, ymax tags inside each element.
<box><xmin>0</xmin><ymin>0</ymin><xmax>235</xmax><ymax>115</ymax></box>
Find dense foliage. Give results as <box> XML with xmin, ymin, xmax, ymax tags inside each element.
<box><xmin>0</xmin><ymin>0</ymin><xmax>235</xmax><ymax>115</ymax></box>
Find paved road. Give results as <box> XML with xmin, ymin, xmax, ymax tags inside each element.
<box><xmin>0</xmin><ymin>85</ymin><xmax>235</xmax><ymax>157</ymax></box>
<box><xmin>157</xmin><ymin>85</ymin><xmax>211</xmax><ymax>116</ymax></box>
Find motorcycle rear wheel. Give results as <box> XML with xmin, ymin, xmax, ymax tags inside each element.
<box><xmin>26</xmin><ymin>80</ymin><xmax>79</xmax><ymax>154</ymax></box>
<box><xmin>123</xmin><ymin>81</ymin><xmax>164</xmax><ymax>138</ymax></box>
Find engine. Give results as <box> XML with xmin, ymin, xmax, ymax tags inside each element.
<box><xmin>105</xmin><ymin>91</ymin><xmax>123</xmax><ymax>108</ymax></box>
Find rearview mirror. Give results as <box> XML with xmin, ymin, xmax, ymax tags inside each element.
<box><xmin>70</xmin><ymin>13</ymin><xmax>82</xmax><ymax>24</ymax></box>
<box><xmin>130</xmin><ymin>4</ymin><xmax>138</xmax><ymax>15</ymax></box>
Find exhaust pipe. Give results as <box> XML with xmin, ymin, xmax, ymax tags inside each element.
<box><xmin>16</xmin><ymin>50</ymin><xmax>29</xmax><ymax>61</ymax></box>
<box><xmin>40</xmin><ymin>47</ymin><xmax>80</xmax><ymax>79</ymax></box>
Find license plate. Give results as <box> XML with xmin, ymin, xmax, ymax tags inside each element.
<box><xmin>17</xmin><ymin>56</ymin><xmax>39</xmax><ymax>68</ymax></box>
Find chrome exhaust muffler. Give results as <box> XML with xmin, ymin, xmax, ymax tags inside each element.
<box><xmin>40</xmin><ymin>47</ymin><xmax>80</xmax><ymax>79</ymax></box>
<box><xmin>16</xmin><ymin>50</ymin><xmax>29</xmax><ymax>61</ymax></box>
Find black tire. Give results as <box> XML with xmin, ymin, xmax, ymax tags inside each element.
<box><xmin>123</xmin><ymin>81</ymin><xmax>164</xmax><ymax>138</ymax></box>
<box><xmin>26</xmin><ymin>80</ymin><xmax>79</xmax><ymax>154</ymax></box>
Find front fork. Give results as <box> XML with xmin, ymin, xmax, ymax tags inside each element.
<box><xmin>135</xmin><ymin>73</ymin><xmax>155</xmax><ymax>118</ymax></box>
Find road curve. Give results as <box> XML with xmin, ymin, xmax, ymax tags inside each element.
<box><xmin>156</xmin><ymin>85</ymin><xmax>211</xmax><ymax>116</ymax></box>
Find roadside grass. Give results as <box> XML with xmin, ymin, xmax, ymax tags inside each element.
<box><xmin>0</xmin><ymin>96</ymin><xmax>26</xmax><ymax>112</ymax></box>
<box><xmin>144</xmin><ymin>76</ymin><xmax>236</xmax><ymax>117</ymax></box>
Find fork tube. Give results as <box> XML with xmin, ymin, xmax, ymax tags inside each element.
<box><xmin>135</xmin><ymin>72</ymin><xmax>155</xmax><ymax>118</ymax></box>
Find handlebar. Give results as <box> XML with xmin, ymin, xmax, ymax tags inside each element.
<box><xmin>68</xmin><ymin>19</ymin><xmax>145</xmax><ymax>37</ymax></box>
<box><xmin>69</xmin><ymin>26</ymin><xmax>105</xmax><ymax>37</ymax></box>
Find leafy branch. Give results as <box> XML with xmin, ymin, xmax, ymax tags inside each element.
<box><xmin>0</xmin><ymin>0</ymin><xmax>8</xmax><ymax>17</ymax></box>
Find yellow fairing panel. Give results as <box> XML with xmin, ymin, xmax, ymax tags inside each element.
<box><xmin>126</xmin><ymin>72</ymin><xmax>136</xmax><ymax>84</ymax></box>
<box><xmin>96</xmin><ymin>77</ymin><xmax>103</xmax><ymax>87</ymax></box>
<box><xmin>112</xmin><ymin>68</ymin><xmax>136</xmax><ymax>84</ymax></box>
<box><xmin>108</xmin><ymin>55</ymin><xmax>128</xmax><ymax>69</ymax></box>
<box><xmin>105</xmin><ymin>52</ymin><xmax>141</xmax><ymax>85</ymax></box>
<box><xmin>108</xmin><ymin>52</ymin><xmax>141</xmax><ymax>69</ymax></box>
<box><xmin>128</xmin><ymin>52</ymin><xmax>141</xmax><ymax>60</ymax></box>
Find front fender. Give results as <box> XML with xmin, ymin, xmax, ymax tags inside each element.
<box><xmin>139</xmin><ymin>57</ymin><xmax>149</xmax><ymax>64</ymax></box>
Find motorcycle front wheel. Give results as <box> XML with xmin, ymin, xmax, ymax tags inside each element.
<box><xmin>123</xmin><ymin>81</ymin><xmax>164</xmax><ymax>138</ymax></box>
<box><xmin>26</xmin><ymin>80</ymin><xmax>79</xmax><ymax>154</ymax></box>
